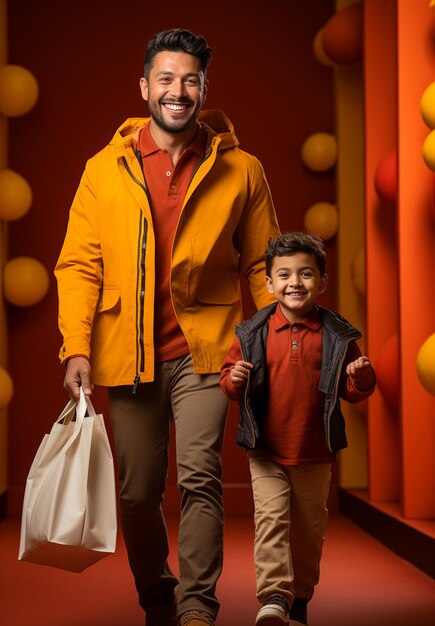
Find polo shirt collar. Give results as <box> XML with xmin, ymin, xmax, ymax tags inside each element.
<box><xmin>271</xmin><ymin>303</ymin><xmax>322</xmax><ymax>332</ymax></box>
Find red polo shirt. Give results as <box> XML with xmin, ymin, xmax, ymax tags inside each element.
<box><xmin>220</xmin><ymin>304</ymin><xmax>375</xmax><ymax>465</ymax></box>
<box><xmin>139</xmin><ymin>123</ymin><xmax>208</xmax><ymax>362</ymax></box>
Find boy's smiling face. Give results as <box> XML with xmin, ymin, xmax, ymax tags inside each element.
<box><xmin>266</xmin><ymin>252</ymin><xmax>328</xmax><ymax>323</ymax></box>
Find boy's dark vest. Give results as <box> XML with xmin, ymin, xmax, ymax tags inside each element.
<box><xmin>234</xmin><ymin>302</ymin><xmax>363</xmax><ymax>453</ymax></box>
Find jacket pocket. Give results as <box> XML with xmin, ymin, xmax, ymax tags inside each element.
<box><xmin>97</xmin><ymin>287</ymin><xmax>121</xmax><ymax>313</ymax></box>
<box><xmin>196</xmin><ymin>279</ymin><xmax>239</xmax><ymax>305</ymax></box>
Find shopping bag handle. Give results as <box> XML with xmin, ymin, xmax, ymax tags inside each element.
<box><xmin>57</xmin><ymin>387</ymin><xmax>97</xmax><ymax>426</ymax></box>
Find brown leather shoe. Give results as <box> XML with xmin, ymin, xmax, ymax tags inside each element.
<box><xmin>179</xmin><ymin>610</ymin><xmax>215</xmax><ymax>626</ymax></box>
<box><xmin>146</xmin><ymin>601</ymin><xmax>178</xmax><ymax>626</ymax></box>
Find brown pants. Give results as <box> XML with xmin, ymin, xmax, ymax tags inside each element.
<box><xmin>108</xmin><ymin>354</ymin><xmax>229</xmax><ymax>618</ymax></box>
<box><xmin>249</xmin><ymin>457</ymin><xmax>331</xmax><ymax>607</ymax></box>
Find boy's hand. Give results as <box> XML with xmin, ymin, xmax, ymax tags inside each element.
<box><xmin>346</xmin><ymin>356</ymin><xmax>374</xmax><ymax>389</ymax></box>
<box><xmin>230</xmin><ymin>360</ymin><xmax>253</xmax><ymax>387</ymax></box>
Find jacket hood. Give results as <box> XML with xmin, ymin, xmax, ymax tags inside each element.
<box><xmin>109</xmin><ymin>109</ymin><xmax>239</xmax><ymax>153</ymax></box>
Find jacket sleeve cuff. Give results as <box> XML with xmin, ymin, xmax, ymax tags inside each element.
<box><xmin>59</xmin><ymin>340</ymin><xmax>91</xmax><ymax>364</ymax></box>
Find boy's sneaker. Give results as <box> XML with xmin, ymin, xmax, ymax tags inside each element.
<box><xmin>289</xmin><ymin>598</ymin><xmax>308</xmax><ymax>625</ymax></box>
<box><xmin>255</xmin><ymin>594</ymin><xmax>290</xmax><ymax>625</ymax></box>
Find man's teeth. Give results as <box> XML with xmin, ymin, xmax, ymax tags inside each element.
<box><xmin>164</xmin><ymin>103</ymin><xmax>188</xmax><ymax>110</ymax></box>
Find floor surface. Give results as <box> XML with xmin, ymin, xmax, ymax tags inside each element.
<box><xmin>1</xmin><ymin>513</ymin><xmax>434</xmax><ymax>625</ymax></box>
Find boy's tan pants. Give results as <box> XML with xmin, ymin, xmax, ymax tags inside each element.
<box><xmin>249</xmin><ymin>457</ymin><xmax>332</xmax><ymax>607</ymax></box>
<box><xmin>108</xmin><ymin>354</ymin><xmax>228</xmax><ymax>618</ymax></box>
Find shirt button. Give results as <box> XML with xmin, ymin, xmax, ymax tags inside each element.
<box><xmin>165</xmin><ymin>171</ymin><xmax>171</xmax><ymax>177</ymax></box>
<box><xmin>170</xmin><ymin>183</ymin><xmax>176</xmax><ymax>189</ymax></box>
<box><xmin>292</xmin><ymin>326</ymin><xmax>298</xmax><ymax>332</ymax></box>
<box><xmin>292</xmin><ymin>344</ymin><xmax>298</xmax><ymax>351</ymax></box>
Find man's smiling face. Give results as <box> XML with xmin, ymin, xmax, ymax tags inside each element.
<box><xmin>140</xmin><ymin>51</ymin><xmax>207</xmax><ymax>135</ymax></box>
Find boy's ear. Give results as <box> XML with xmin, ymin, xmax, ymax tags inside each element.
<box><xmin>265</xmin><ymin>276</ymin><xmax>274</xmax><ymax>294</ymax></box>
<box><xmin>319</xmin><ymin>274</ymin><xmax>328</xmax><ymax>294</ymax></box>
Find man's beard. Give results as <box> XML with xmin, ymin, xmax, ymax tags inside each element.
<box><xmin>148</xmin><ymin>99</ymin><xmax>202</xmax><ymax>134</ymax></box>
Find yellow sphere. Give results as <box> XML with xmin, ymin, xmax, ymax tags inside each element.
<box><xmin>351</xmin><ymin>247</ymin><xmax>365</xmax><ymax>297</ymax></box>
<box><xmin>313</xmin><ymin>28</ymin><xmax>334</xmax><ymax>67</ymax></box>
<box><xmin>3</xmin><ymin>256</ymin><xmax>50</xmax><ymax>307</ymax></box>
<box><xmin>303</xmin><ymin>202</ymin><xmax>338</xmax><ymax>240</ymax></box>
<box><xmin>422</xmin><ymin>130</ymin><xmax>435</xmax><ymax>171</ymax></box>
<box><xmin>0</xmin><ymin>367</ymin><xmax>14</xmax><ymax>409</ymax></box>
<box><xmin>416</xmin><ymin>333</ymin><xmax>435</xmax><ymax>396</ymax></box>
<box><xmin>0</xmin><ymin>65</ymin><xmax>39</xmax><ymax>117</ymax></box>
<box><xmin>0</xmin><ymin>169</ymin><xmax>33</xmax><ymax>221</ymax></box>
<box><xmin>301</xmin><ymin>132</ymin><xmax>338</xmax><ymax>172</ymax></box>
<box><xmin>420</xmin><ymin>82</ymin><xmax>435</xmax><ymax>129</ymax></box>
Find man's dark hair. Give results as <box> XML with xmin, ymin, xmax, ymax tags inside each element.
<box><xmin>265</xmin><ymin>231</ymin><xmax>327</xmax><ymax>276</ymax></box>
<box><xmin>144</xmin><ymin>28</ymin><xmax>212</xmax><ymax>80</ymax></box>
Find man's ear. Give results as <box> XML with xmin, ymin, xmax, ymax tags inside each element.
<box><xmin>139</xmin><ymin>77</ymin><xmax>149</xmax><ymax>102</ymax></box>
<box><xmin>319</xmin><ymin>274</ymin><xmax>328</xmax><ymax>294</ymax></box>
<box><xmin>265</xmin><ymin>276</ymin><xmax>274</xmax><ymax>294</ymax></box>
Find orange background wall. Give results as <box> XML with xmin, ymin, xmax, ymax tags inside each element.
<box><xmin>364</xmin><ymin>0</ymin><xmax>401</xmax><ymax>502</ymax></box>
<box><xmin>365</xmin><ymin>0</ymin><xmax>435</xmax><ymax>519</ymax></box>
<box><xmin>396</xmin><ymin>0</ymin><xmax>435</xmax><ymax>518</ymax></box>
<box><xmin>4</xmin><ymin>0</ymin><xmax>337</xmax><ymax>514</ymax></box>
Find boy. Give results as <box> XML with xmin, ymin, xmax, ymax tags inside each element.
<box><xmin>220</xmin><ymin>232</ymin><xmax>376</xmax><ymax>626</ymax></box>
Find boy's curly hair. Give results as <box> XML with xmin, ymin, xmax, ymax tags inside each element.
<box><xmin>265</xmin><ymin>232</ymin><xmax>326</xmax><ymax>276</ymax></box>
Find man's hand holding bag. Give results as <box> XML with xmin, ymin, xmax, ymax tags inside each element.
<box><xmin>18</xmin><ymin>388</ymin><xmax>117</xmax><ymax>572</ymax></box>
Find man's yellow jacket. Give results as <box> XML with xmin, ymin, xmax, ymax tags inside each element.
<box><xmin>55</xmin><ymin>110</ymin><xmax>280</xmax><ymax>387</ymax></box>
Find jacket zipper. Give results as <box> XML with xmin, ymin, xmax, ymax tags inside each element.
<box><xmin>122</xmin><ymin>155</ymin><xmax>150</xmax><ymax>394</ymax></box>
<box><xmin>132</xmin><ymin>215</ymin><xmax>147</xmax><ymax>394</ymax></box>
<box><xmin>189</xmin><ymin>145</ymin><xmax>213</xmax><ymax>182</ymax></box>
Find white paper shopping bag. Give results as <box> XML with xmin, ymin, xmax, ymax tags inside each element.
<box><xmin>18</xmin><ymin>388</ymin><xmax>117</xmax><ymax>572</ymax></box>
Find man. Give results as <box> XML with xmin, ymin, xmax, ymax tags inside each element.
<box><xmin>55</xmin><ymin>28</ymin><xmax>280</xmax><ymax>626</ymax></box>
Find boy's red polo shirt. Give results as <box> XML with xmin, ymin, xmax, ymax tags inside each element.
<box><xmin>139</xmin><ymin>123</ymin><xmax>207</xmax><ymax>363</ymax></box>
<box><xmin>220</xmin><ymin>304</ymin><xmax>375</xmax><ymax>465</ymax></box>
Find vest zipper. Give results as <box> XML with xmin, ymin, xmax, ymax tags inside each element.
<box><xmin>239</xmin><ymin>337</ymin><xmax>259</xmax><ymax>447</ymax></box>
<box><xmin>326</xmin><ymin>336</ymin><xmax>352</xmax><ymax>450</ymax></box>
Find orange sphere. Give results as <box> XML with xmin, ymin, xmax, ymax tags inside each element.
<box><xmin>416</xmin><ymin>333</ymin><xmax>435</xmax><ymax>397</ymax></box>
<box><xmin>420</xmin><ymin>82</ymin><xmax>435</xmax><ymax>129</ymax></box>
<box><xmin>322</xmin><ymin>2</ymin><xmax>363</xmax><ymax>65</ymax></box>
<box><xmin>423</xmin><ymin>130</ymin><xmax>435</xmax><ymax>172</ymax></box>
<box><xmin>0</xmin><ymin>169</ymin><xmax>33</xmax><ymax>221</ymax></box>
<box><xmin>0</xmin><ymin>367</ymin><xmax>14</xmax><ymax>409</ymax></box>
<box><xmin>301</xmin><ymin>132</ymin><xmax>337</xmax><ymax>172</ymax></box>
<box><xmin>303</xmin><ymin>202</ymin><xmax>338</xmax><ymax>240</ymax></box>
<box><xmin>375</xmin><ymin>334</ymin><xmax>400</xmax><ymax>409</ymax></box>
<box><xmin>0</xmin><ymin>65</ymin><xmax>39</xmax><ymax>117</ymax></box>
<box><xmin>313</xmin><ymin>28</ymin><xmax>334</xmax><ymax>67</ymax></box>
<box><xmin>3</xmin><ymin>257</ymin><xmax>50</xmax><ymax>306</ymax></box>
<box><xmin>374</xmin><ymin>150</ymin><xmax>397</xmax><ymax>206</ymax></box>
